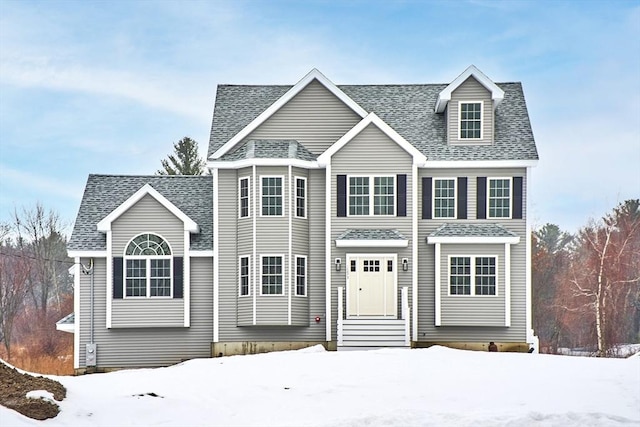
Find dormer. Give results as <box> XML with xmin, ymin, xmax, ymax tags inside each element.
<box><xmin>435</xmin><ymin>65</ymin><xmax>504</xmax><ymax>145</ymax></box>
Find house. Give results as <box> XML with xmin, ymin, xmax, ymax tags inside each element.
<box><xmin>62</xmin><ymin>65</ymin><xmax>539</xmax><ymax>373</ymax></box>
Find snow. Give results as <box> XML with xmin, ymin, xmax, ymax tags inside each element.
<box><xmin>25</xmin><ymin>390</ymin><xmax>56</xmax><ymax>404</ymax></box>
<box><xmin>2</xmin><ymin>346</ymin><xmax>639</xmax><ymax>426</ymax></box>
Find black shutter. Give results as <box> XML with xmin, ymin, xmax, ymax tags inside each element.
<box><xmin>113</xmin><ymin>257</ymin><xmax>123</xmax><ymax>299</ymax></box>
<box><xmin>477</xmin><ymin>177</ymin><xmax>487</xmax><ymax>219</ymax></box>
<box><xmin>337</xmin><ymin>175</ymin><xmax>347</xmax><ymax>217</ymax></box>
<box><xmin>173</xmin><ymin>257</ymin><xmax>184</xmax><ymax>299</ymax></box>
<box><xmin>513</xmin><ymin>177</ymin><xmax>523</xmax><ymax>219</ymax></box>
<box><xmin>397</xmin><ymin>174</ymin><xmax>407</xmax><ymax>217</ymax></box>
<box><xmin>422</xmin><ymin>177</ymin><xmax>432</xmax><ymax>219</ymax></box>
<box><xmin>457</xmin><ymin>177</ymin><xmax>467</xmax><ymax>219</ymax></box>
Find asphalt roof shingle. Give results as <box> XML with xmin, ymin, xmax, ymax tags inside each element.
<box><xmin>428</xmin><ymin>223</ymin><xmax>518</xmax><ymax>239</ymax></box>
<box><xmin>68</xmin><ymin>175</ymin><xmax>213</xmax><ymax>251</ymax></box>
<box><xmin>219</xmin><ymin>139</ymin><xmax>317</xmax><ymax>161</ymax></box>
<box><xmin>337</xmin><ymin>229</ymin><xmax>407</xmax><ymax>241</ymax></box>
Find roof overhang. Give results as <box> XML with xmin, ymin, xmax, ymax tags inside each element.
<box><xmin>96</xmin><ymin>184</ymin><xmax>199</xmax><ymax>233</ymax></box>
<box><xmin>336</xmin><ymin>239</ymin><xmax>409</xmax><ymax>248</ymax></box>
<box><xmin>210</xmin><ymin>68</ymin><xmax>368</xmax><ymax>160</ymax></box>
<box><xmin>435</xmin><ymin>65</ymin><xmax>505</xmax><ymax>113</ymax></box>
<box><xmin>56</xmin><ymin>313</ymin><xmax>75</xmax><ymax>334</ymax></box>
<box><xmin>422</xmin><ymin>160</ymin><xmax>538</xmax><ymax>169</ymax></box>
<box><xmin>317</xmin><ymin>112</ymin><xmax>428</xmax><ymax>167</ymax></box>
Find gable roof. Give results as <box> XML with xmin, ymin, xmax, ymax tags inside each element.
<box><xmin>68</xmin><ymin>175</ymin><xmax>213</xmax><ymax>252</ymax></box>
<box><xmin>210</xmin><ymin>69</ymin><xmax>368</xmax><ymax>160</ymax></box>
<box><xmin>208</xmin><ymin>78</ymin><xmax>538</xmax><ymax>163</ymax></box>
<box><xmin>434</xmin><ymin>65</ymin><xmax>505</xmax><ymax>113</ymax></box>
<box><xmin>317</xmin><ymin>113</ymin><xmax>427</xmax><ymax>166</ymax></box>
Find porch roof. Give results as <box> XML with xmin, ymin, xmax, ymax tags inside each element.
<box><xmin>56</xmin><ymin>313</ymin><xmax>75</xmax><ymax>333</ymax></box>
<box><xmin>336</xmin><ymin>229</ymin><xmax>408</xmax><ymax>248</ymax></box>
<box><xmin>427</xmin><ymin>223</ymin><xmax>520</xmax><ymax>244</ymax></box>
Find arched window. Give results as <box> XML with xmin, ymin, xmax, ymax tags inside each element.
<box><xmin>124</xmin><ymin>233</ymin><xmax>172</xmax><ymax>297</ymax></box>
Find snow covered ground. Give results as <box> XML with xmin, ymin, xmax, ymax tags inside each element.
<box><xmin>2</xmin><ymin>345</ymin><xmax>639</xmax><ymax>427</ymax></box>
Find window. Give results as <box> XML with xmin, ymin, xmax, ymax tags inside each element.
<box><xmin>261</xmin><ymin>256</ymin><xmax>283</xmax><ymax>295</ymax></box>
<box><xmin>261</xmin><ymin>176</ymin><xmax>283</xmax><ymax>216</ymax></box>
<box><xmin>295</xmin><ymin>256</ymin><xmax>306</xmax><ymax>296</ymax></box>
<box><xmin>449</xmin><ymin>256</ymin><xmax>497</xmax><ymax>296</ymax></box>
<box><xmin>124</xmin><ymin>233</ymin><xmax>172</xmax><ymax>298</ymax></box>
<box><xmin>434</xmin><ymin>179</ymin><xmax>456</xmax><ymax>218</ymax></box>
<box><xmin>488</xmin><ymin>178</ymin><xmax>511</xmax><ymax>218</ymax></box>
<box><xmin>239</xmin><ymin>256</ymin><xmax>250</xmax><ymax>296</ymax></box>
<box><xmin>295</xmin><ymin>177</ymin><xmax>306</xmax><ymax>218</ymax></box>
<box><xmin>348</xmin><ymin>176</ymin><xmax>395</xmax><ymax>216</ymax></box>
<box><xmin>239</xmin><ymin>177</ymin><xmax>250</xmax><ymax>218</ymax></box>
<box><xmin>363</xmin><ymin>259</ymin><xmax>380</xmax><ymax>272</ymax></box>
<box><xmin>459</xmin><ymin>102</ymin><xmax>482</xmax><ymax>139</ymax></box>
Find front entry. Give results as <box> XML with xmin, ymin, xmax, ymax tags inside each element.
<box><xmin>346</xmin><ymin>255</ymin><xmax>397</xmax><ymax>317</ymax></box>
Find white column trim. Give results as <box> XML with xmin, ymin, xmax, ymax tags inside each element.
<box><xmin>525</xmin><ymin>166</ymin><xmax>535</xmax><ymax>343</ymax></box>
<box><xmin>73</xmin><ymin>257</ymin><xmax>80</xmax><ymax>370</ymax></box>
<box><xmin>434</xmin><ymin>242</ymin><xmax>441</xmax><ymax>326</ymax></box>
<box><xmin>325</xmin><ymin>164</ymin><xmax>332</xmax><ymax>341</ymax></box>
<box><xmin>252</xmin><ymin>165</ymin><xmax>257</xmax><ymax>325</ymax></box>
<box><xmin>288</xmin><ymin>165</ymin><xmax>292</xmax><ymax>325</ymax></box>
<box><xmin>212</xmin><ymin>168</ymin><xmax>219</xmax><ymax>342</ymax></box>
<box><xmin>183</xmin><ymin>230</ymin><xmax>191</xmax><ymax>327</ymax></box>
<box><xmin>106</xmin><ymin>230</ymin><xmax>112</xmax><ymax>329</ymax></box>
<box><xmin>504</xmin><ymin>243</ymin><xmax>511</xmax><ymax>327</ymax></box>
<box><xmin>411</xmin><ymin>163</ymin><xmax>418</xmax><ymax>341</ymax></box>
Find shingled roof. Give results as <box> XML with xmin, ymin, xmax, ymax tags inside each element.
<box><xmin>219</xmin><ymin>139</ymin><xmax>317</xmax><ymax>161</ymax></box>
<box><xmin>68</xmin><ymin>175</ymin><xmax>213</xmax><ymax>251</ymax></box>
<box><xmin>208</xmin><ymin>82</ymin><xmax>538</xmax><ymax>162</ymax></box>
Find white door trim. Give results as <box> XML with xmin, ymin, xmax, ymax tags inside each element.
<box><xmin>346</xmin><ymin>253</ymin><xmax>398</xmax><ymax>318</ymax></box>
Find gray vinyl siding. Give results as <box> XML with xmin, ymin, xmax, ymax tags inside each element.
<box><xmin>77</xmin><ymin>257</ymin><xmax>213</xmax><ymax>369</ymax></box>
<box><xmin>245</xmin><ymin>79</ymin><xmax>362</xmax><ymax>154</ymax></box>
<box><xmin>439</xmin><ymin>244</ymin><xmax>505</xmax><ymax>326</ymax></box>
<box><xmin>111</xmin><ymin>194</ymin><xmax>184</xmax><ymax>256</ymax></box>
<box><xmin>417</xmin><ymin>167</ymin><xmax>528</xmax><ymax>342</ymax></box>
<box><xmin>111</xmin><ymin>300</ymin><xmax>184</xmax><ymax>328</ymax></box>
<box><xmin>330</xmin><ymin>124</ymin><xmax>415</xmax><ymax>339</ymax></box>
<box><xmin>448</xmin><ymin>76</ymin><xmax>494</xmax><ymax>145</ymax></box>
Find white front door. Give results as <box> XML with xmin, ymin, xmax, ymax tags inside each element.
<box><xmin>347</xmin><ymin>255</ymin><xmax>397</xmax><ymax>317</ymax></box>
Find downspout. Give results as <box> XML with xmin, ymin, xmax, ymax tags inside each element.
<box><xmin>82</xmin><ymin>259</ymin><xmax>95</xmax><ymax>344</ymax></box>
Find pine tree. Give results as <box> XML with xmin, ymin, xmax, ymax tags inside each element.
<box><xmin>157</xmin><ymin>137</ymin><xmax>205</xmax><ymax>175</ymax></box>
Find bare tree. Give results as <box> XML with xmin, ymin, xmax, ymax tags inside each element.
<box><xmin>0</xmin><ymin>246</ymin><xmax>31</xmax><ymax>359</ymax></box>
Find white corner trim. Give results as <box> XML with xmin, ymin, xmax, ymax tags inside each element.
<box><xmin>73</xmin><ymin>258</ymin><xmax>80</xmax><ymax>369</ymax></box>
<box><xmin>288</xmin><ymin>166</ymin><xmax>293</xmax><ymax>325</ymax></box>
<box><xmin>525</xmin><ymin>166</ymin><xmax>534</xmax><ymax>342</ymax></box>
<box><xmin>212</xmin><ymin>169</ymin><xmax>219</xmax><ymax>342</ymax></box>
<box><xmin>422</xmin><ymin>160</ymin><xmax>538</xmax><ymax>169</ymax></box>
<box><xmin>183</xmin><ymin>230</ymin><xmax>191</xmax><ymax>328</ymax></box>
<box><xmin>317</xmin><ymin>112</ymin><xmax>427</xmax><ymax>166</ymax></box>
<box><xmin>411</xmin><ymin>163</ymin><xmax>419</xmax><ymax>342</ymax></box>
<box><xmin>325</xmin><ymin>164</ymin><xmax>332</xmax><ymax>342</ymax></box>
<box><xmin>427</xmin><ymin>235</ymin><xmax>520</xmax><ymax>245</ymax></box>
<box><xmin>96</xmin><ymin>183</ymin><xmax>199</xmax><ymax>233</ymax></box>
<box><xmin>435</xmin><ymin>65</ymin><xmax>505</xmax><ymax>113</ymax></box>
<box><xmin>434</xmin><ymin>243</ymin><xmax>441</xmax><ymax>326</ymax></box>
<box><xmin>335</xmin><ymin>239</ymin><xmax>409</xmax><ymax>248</ymax></box>
<box><xmin>504</xmin><ymin>243</ymin><xmax>511</xmax><ymax>327</ymax></box>
<box><xmin>68</xmin><ymin>250</ymin><xmax>108</xmax><ymax>258</ymax></box>
<box><xmin>211</xmin><ymin>68</ymin><xmax>367</xmax><ymax>160</ymax></box>
<box><xmin>106</xmin><ymin>231</ymin><xmax>112</xmax><ymax>329</ymax></box>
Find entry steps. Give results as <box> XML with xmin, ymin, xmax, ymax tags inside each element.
<box><xmin>338</xmin><ymin>318</ymin><xmax>409</xmax><ymax>350</ymax></box>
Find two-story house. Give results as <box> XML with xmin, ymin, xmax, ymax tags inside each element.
<box><xmin>62</xmin><ymin>65</ymin><xmax>539</xmax><ymax>373</ymax></box>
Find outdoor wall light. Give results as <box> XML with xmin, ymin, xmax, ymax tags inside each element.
<box><xmin>335</xmin><ymin>258</ymin><xmax>341</xmax><ymax>271</ymax></box>
<box><xmin>402</xmin><ymin>258</ymin><xmax>409</xmax><ymax>271</ymax></box>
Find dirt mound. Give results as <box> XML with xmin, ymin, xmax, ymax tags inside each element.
<box><xmin>0</xmin><ymin>361</ymin><xmax>66</xmax><ymax>420</ymax></box>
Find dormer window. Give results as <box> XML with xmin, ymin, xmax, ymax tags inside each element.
<box><xmin>459</xmin><ymin>102</ymin><xmax>482</xmax><ymax>139</ymax></box>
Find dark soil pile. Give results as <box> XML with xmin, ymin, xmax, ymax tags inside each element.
<box><xmin>0</xmin><ymin>361</ymin><xmax>66</xmax><ymax>420</ymax></box>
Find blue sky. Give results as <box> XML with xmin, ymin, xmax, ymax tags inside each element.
<box><xmin>1</xmin><ymin>0</ymin><xmax>638</xmax><ymax>234</ymax></box>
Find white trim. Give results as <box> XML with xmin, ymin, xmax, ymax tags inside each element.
<box><xmin>427</xmin><ymin>235</ymin><xmax>520</xmax><ymax>244</ymax></box>
<box><xmin>106</xmin><ymin>231</ymin><xmax>112</xmax><ymax>328</ymax></box>
<box><xmin>294</xmin><ymin>176</ymin><xmax>307</xmax><ymax>219</ymax></box>
<box><xmin>487</xmin><ymin>177</ymin><xmax>513</xmax><ymax>220</ymax></box>
<box><xmin>259</xmin><ymin>175</ymin><xmax>285</xmax><ymax>217</ymax></box>
<box><xmin>346</xmin><ymin>175</ymin><xmax>396</xmax><ymax>217</ymax></box>
<box><xmin>259</xmin><ymin>254</ymin><xmax>286</xmax><ymax>296</ymax></box>
<box><xmin>432</xmin><ymin>178</ymin><xmax>457</xmax><ymax>219</ymax></box>
<box><xmin>411</xmin><ymin>163</ymin><xmax>418</xmax><ymax>341</ymax></box>
<box><xmin>335</xmin><ymin>239</ymin><xmax>409</xmax><ymax>248</ymax></box>
<box><xmin>504</xmin><ymin>243</ymin><xmax>511</xmax><ymax>327</ymax></box>
<box><xmin>325</xmin><ymin>164</ymin><xmax>332</xmax><ymax>341</ymax></box>
<box><xmin>211</xmin><ymin>68</ymin><xmax>367</xmax><ymax>159</ymax></box>
<box><xmin>212</xmin><ymin>169</ymin><xmax>219</xmax><ymax>342</ymax></box>
<box><xmin>525</xmin><ymin>166</ymin><xmax>535</xmax><ymax>344</ymax></box>
<box><xmin>238</xmin><ymin>255</ymin><xmax>251</xmax><ymax>297</ymax></box>
<box><xmin>191</xmin><ymin>250</ymin><xmax>214</xmax><ymax>257</ymax></box>
<box><xmin>435</xmin><ymin>65</ymin><xmax>505</xmax><ymax>113</ymax></box>
<box><xmin>457</xmin><ymin>100</ymin><xmax>484</xmax><ymax>140</ymax></box>
<box><xmin>447</xmin><ymin>255</ymin><xmax>499</xmax><ymax>297</ymax></box>
<box><xmin>288</xmin><ymin>166</ymin><xmax>292</xmax><ymax>325</ymax></box>
<box><xmin>183</xmin><ymin>229</ymin><xmax>190</xmax><ymax>327</ymax></box>
<box><xmin>422</xmin><ymin>160</ymin><xmax>538</xmax><ymax>169</ymax></box>
<box><xmin>434</xmin><ymin>243</ymin><xmax>441</xmax><ymax>326</ymax></box>
<box><xmin>294</xmin><ymin>255</ymin><xmax>308</xmax><ymax>297</ymax></box>
<box><xmin>238</xmin><ymin>176</ymin><xmax>251</xmax><ymax>219</ymax></box>
<box><xmin>252</xmin><ymin>166</ymin><xmax>257</xmax><ymax>325</ymax></box>
<box><xmin>68</xmin><ymin>250</ymin><xmax>107</xmax><ymax>258</ymax></box>
<box><xmin>73</xmin><ymin>257</ymin><xmax>80</xmax><ymax>369</ymax></box>
<box><xmin>317</xmin><ymin>112</ymin><xmax>427</xmax><ymax>167</ymax></box>
<box><xmin>97</xmin><ymin>183</ymin><xmax>198</xmax><ymax>233</ymax></box>
<box><xmin>208</xmin><ymin>158</ymin><xmax>319</xmax><ymax>169</ymax></box>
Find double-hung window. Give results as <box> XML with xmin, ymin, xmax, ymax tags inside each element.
<box><xmin>434</xmin><ymin>178</ymin><xmax>456</xmax><ymax>218</ymax></box>
<box><xmin>295</xmin><ymin>177</ymin><xmax>306</xmax><ymax>218</ymax></box>
<box><xmin>261</xmin><ymin>256</ymin><xmax>283</xmax><ymax>295</ymax></box>
<box><xmin>239</xmin><ymin>256</ymin><xmax>250</xmax><ymax>296</ymax></box>
<box><xmin>261</xmin><ymin>176</ymin><xmax>283</xmax><ymax>216</ymax></box>
<box><xmin>239</xmin><ymin>177</ymin><xmax>250</xmax><ymax>218</ymax></box>
<box><xmin>348</xmin><ymin>176</ymin><xmax>395</xmax><ymax>216</ymax></box>
<box><xmin>449</xmin><ymin>256</ymin><xmax>497</xmax><ymax>296</ymax></box>
<box><xmin>295</xmin><ymin>256</ymin><xmax>306</xmax><ymax>296</ymax></box>
<box><xmin>459</xmin><ymin>102</ymin><xmax>482</xmax><ymax>139</ymax></box>
<box><xmin>488</xmin><ymin>178</ymin><xmax>511</xmax><ymax>218</ymax></box>
<box><xmin>124</xmin><ymin>233</ymin><xmax>172</xmax><ymax>298</ymax></box>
